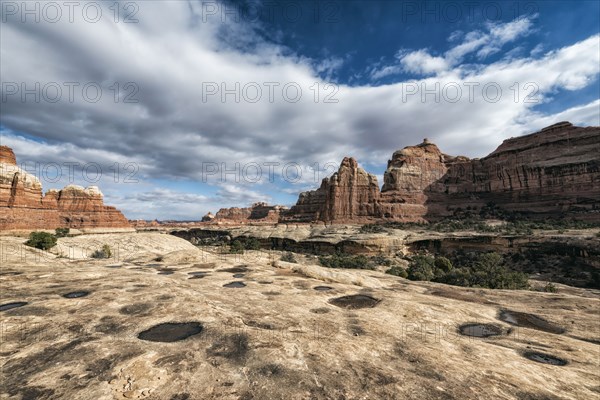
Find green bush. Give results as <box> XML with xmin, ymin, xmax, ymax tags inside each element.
<box><xmin>436</xmin><ymin>267</ymin><xmax>473</xmax><ymax>286</ymax></box>
<box><xmin>229</xmin><ymin>240</ymin><xmax>244</xmax><ymax>254</ymax></box>
<box><xmin>229</xmin><ymin>237</ymin><xmax>261</xmax><ymax>252</ymax></box>
<box><xmin>319</xmin><ymin>254</ymin><xmax>372</xmax><ymax>270</ymax></box>
<box><xmin>370</xmin><ymin>254</ymin><xmax>393</xmax><ymax>267</ymax></box>
<box><xmin>542</xmin><ymin>282</ymin><xmax>558</xmax><ymax>293</ymax></box>
<box><xmin>434</xmin><ymin>256</ymin><xmax>453</xmax><ymax>272</ymax></box>
<box><xmin>407</xmin><ymin>255</ymin><xmax>436</xmax><ymax>281</ymax></box>
<box><xmin>382</xmin><ymin>213</ymin><xmax>600</xmax><ymax>235</ymax></box>
<box><xmin>91</xmin><ymin>244</ymin><xmax>112</xmax><ymax>259</ymax></box>
<box><xmin>435</xmin><ymin>252</ymin><xmax>529</xmax><ymax>289</ymax></box>
<box><xmin>405</xmin><ymin>251</ymin><xmax>530</xmax><ymax>290</ymax></box>
<box><xmin>386</xmin><ymin>266</ymin><xmax>408</xmax><ymax>278</ymax></box>
<box><xmin>25</xmin><ymin>232</ymin><xmax>57</xmax><ymax>250</ymax></box>
<box><xmin>54</xmin><ymin>227</ymin><xmax>70</xmax><ymax>238</ymax></box>
<box><xmin>243</xmin><ymin>237</ymin><xmax>261</xmax><ymax>250</ymax></box>
<box><xmin>281</xmin><ymin>252</ymin><xmax>297</xmax><ymax>263</ymax></box>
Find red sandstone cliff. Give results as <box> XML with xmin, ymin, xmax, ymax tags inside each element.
<box><xmin>285</xmin><ymin>157</ymin><xmax>380</xmax><ymax>223</ymax></box>
<box><xmin>206</xmin><ymin>202</ymin><xmax>288</xmax><ymax>225</ymax></box>
<box><xmin>284</xmin><ymin>122</ymin><xmax>600</xmax><ymax>223</ymax></box>
<box><xmin>425</xmin><ymin>122</ymin><xmax>600</xmax><ymax>219</ymax></box>
<box><xmin>0</xmin><ymin>146</ymin><xmax>131</xmax><ymax>230</ymax></box>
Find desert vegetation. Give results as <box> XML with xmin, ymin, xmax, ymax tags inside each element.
<box><xmin>54</xmin><ymin>227</ymin><xmax>70</xmax><ymax>238</ymax></box>
<box><xmin>228</xmin><ymin>237</ymin><xmax>261</xmax><ymax>254</ymax></box>
<box><xmin>360</xmin><ymin>203</ymin><xmax>600</xmax><ymax>235</ymax></box>
<box><xmin>318</xmin><ymin>254</ymin><xmax>373</xmax><ymax>270</ymax></box>
<box><xmin>91</xmin><ymin>244</ymin><xmax>112</xmax><ymax>259</ymax></box>
<box><xmin>24</xmin><ymin>231</ymin><xmax>58</xmax><ymax>250</ymax></box>
<box><xmin>402</xmin><ymin>252</ymin><xmax>530</xmax><ymax>290</ymax></box>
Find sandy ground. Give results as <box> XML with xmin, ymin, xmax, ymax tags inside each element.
<box><xmin>1</xmin><ymin>232</ymin><xmax>599</xmax><ymax>400</ymax></box>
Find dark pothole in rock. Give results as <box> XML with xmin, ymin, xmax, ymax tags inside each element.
<box><xmin>499</xmin><ymin>310</ymin><xmax>565</xmax><ymax>334</ymax></box>
<box><xmin>0</xmin><ymin>302</ymin><xmax>28</xmax><ymax>312</ymax></box>
<box><xmin>314</xmin><ymin>286</ymin><xmax>333</xmax><ymax>291</ymax></box>
<box><xmin>328</xmin><ymin>295</ymin><xmax>380</xmax><ymax>309</ymax></box>
<box><xmin>233</xmin><ymin>273</ymin><xmax>245</xmax><ymax>278</ymax></box>
<box><xmin>523</xmin><ymin>351</ymin><xmax>568</xmax><ymax>366</ymax></box>
<box><xmin>458</xmin><ymin>323</ymin><xmax>504</xmax><ymax>338</ymax></box>
<box><xmin>223</xmin><ymin>281</ymin><xmax>246</xmax><ymax>288</ymax></box>
<box><xmin>188</xmin><ymin>271</ymin><xmax>209</xmax><ymax>279</ymax></box>
<box><xmin>63</xmin><ymin>291</ymin><xmax>90</xmax><ymax>299</ymax></box>
<box><xmin>138</xmin><ymin>322</ymin><xmax>203</xmax><ymax>342</ymax></box>
<box><xmin>220</xmin><ymin>266</ymin><xmax>249</xmax><ymax>273</ymax></box>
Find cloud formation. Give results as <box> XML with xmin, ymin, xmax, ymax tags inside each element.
<box><xmin>1</xmin><ymin>1</ymin><xmax>598</xmax><ymax>219</ymax></box>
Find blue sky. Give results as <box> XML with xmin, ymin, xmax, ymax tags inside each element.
<box><xmin>1</xmin><ymin>0</ymin><xmax>599</xmax><ymax>220</ymax></box>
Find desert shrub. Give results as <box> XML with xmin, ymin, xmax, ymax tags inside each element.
<box><xmin>436</xmin><ymin>267</ymin><xmax>473</xmax><ymax>287</ymax></box>
<box><xmin>243</xmin><ymin>237</ymin><xmax>261</xmax><ymax>250</ymax></box>
<box><xmin>467</xmin><ymin>252</ymin><xmax>529</xmax><ymax>289</ymax></box>
<box><xmin>319</xmin><ymin>254</ymin><xmax>371</xmax><ymax>270</ymax></box>
<box><xmin>370</xmin><ymin>254</ymin><xmax>393</xmax><ymax>267</ymax></box>
<box><xmin>54</xmin><ymin>227</ymin><xmax>70</xmax><ymax>238</ymax></box>
<box><xmin>407</xmin><ymin>255</ymin><xmax>436</xmax><ymax>281</ymax></box>
<box><xmin>386</xmin><ymin>266</ymin><xmax>408</xmax><ymax>278</ymax></box>
<box><xmin>91</xmin><ymin>244</ymin><xmax>112</xmax><ymax>259</ymax></box>
<box><xmin>229</xmin><ymin>240</ymin><xmax>244</xmax><ymax>254</ymax></box>
<box><xmin>25</xmin><ymin>232</ymin><xmax>57</xmax><ymax>250</ymax></box>
<box><xmin>383</xmin><ymin>213</ymin><xmax>600</xmax><ymax>235</ymax></box>
<box><xmin>542</xmin><ymin>282</ymin><xmax>558</xmax><ymax>293</ymax></box>
<box><xmin>434</xmin><ymin>256</ymin><xmax>453</xmax><ymax>272</ymax></box>
<box><xmin>229</xmin><ymin>237</ymin><xmax>261</xmax><ymax>251</ymax></box>
<box><xmin>406</xmin><ymin>251</ymin><xmax>530</xmax><ymax>290</ymax></box>
<box><xmin>281</xmin><ymin>252</ymin><xmax>297</xmax><ymax>263</ymax></box>
<box><xmin>359</xmin><ymin>224</ymin><xmax>386</xmax><ymax>234</ymax></box>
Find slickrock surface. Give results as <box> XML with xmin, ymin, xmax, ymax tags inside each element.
<box><xmin>1</xmin><ymin>232</ymin><xmax>599</xmax><ymax>399</ymax></box>
<box><xmin>284</xmin><ymin>122</ymin><xmax>600</xmax><ymax>223</ymax></box>
<box><xmin>0</xmin><ymin>146</ymin><xmax>130</xmax><ymax>231</ymax></box>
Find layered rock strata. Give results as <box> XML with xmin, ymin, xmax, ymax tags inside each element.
<box><xmin>285</xmin><ymin>157</ymin><xmax>381</xmax><ymax>223</ymax></box>
<box><xmin>0</xmin><ymin>146</ymin><xmax>130</xmax><ymax>230</ymax></box>
<box><xmin>207</xmin><ymin>202</ymin><xmax>288</xmax><ymax>224</ymax></box>
<box><xmin>283</xmin><ymin>122</ymin><xmax>600</xmax><ymax>223</ymax></box>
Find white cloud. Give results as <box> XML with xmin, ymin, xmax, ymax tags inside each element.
<box><xmin>1</xmin><ymin>2</ymin><xmax>598</xmax><ymax>220</ymax></box>
<box><xmin>373</xmin><ymin>15</ymin><xmax>537</xmax><ymax>79</ymax></box>
<box><xmin>398</xmin><ymin>50</ymin><xmax>449</xmax><ymax>75</ymax></box>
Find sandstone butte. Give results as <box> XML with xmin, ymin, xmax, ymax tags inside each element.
<box><xmin>202</xmin><ymin>202</ymin><xmax>289</xmax><ymax>225</ymax></box>
<box><xmin>280</xmin><ymin>121</ymin><xmax>600</xmax><ymax>223</ymax></box>
<box><xmin>0</xmin><ymin>146</ymin><xmax>130</xmax><ymax>231</ymax></box>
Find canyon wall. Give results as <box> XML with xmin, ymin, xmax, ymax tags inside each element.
<box><xmin>0</xmin><ymin>146</ymin><xmax>131</xmax><ymax>230</ymax></box>
<box><xmin>283</xmin><ymin>122</ymin><xmax>600</xmax><ymax>223</ymax></box>
<box><xmin>204</xmin><ymin>202</ymin><xmax>288</xmax><ymax>225</ymax></box>
<box><xmin>284</xmin><ymin>157</ymin><xmax>381</xmax><ymax>223</ymax></box>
